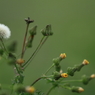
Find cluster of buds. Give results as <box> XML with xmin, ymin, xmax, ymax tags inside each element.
<box><xmin>67</xmin><ymin>59</ymin><xmax>89</xmax><ymax>76</ymax></box>
<box><xmin>53</xmin><ymin>53</ymin><xmax>66</xmax><ymax>72</ymax></box>
<box><xmin>47</xmin><ymin>53</ymin><xmax>69</xmax><ymax>82</ymax></box>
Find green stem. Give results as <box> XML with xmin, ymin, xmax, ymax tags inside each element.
<box><xmin>14</xmin><ymin>63</ymin><xmax>22</xmax><ymax>77</ymax></box>
<box><xmin>61</xmin><ymin>79</ymin><xmax>82</xmax><ymax>83</ymax></box>
<box><xmin>60</xmin><ymin>85</ymin><xmax>71</xmax><ymax>90</ymax></box>
<box><xmin>0</xmin><ymin>38</ymin><xmax>8</xmax><ymax>55</ymax></box>
<box><xmin>45</xmin><ymin>86</ymin><xmax>55</xmax><ymax>95</ymax></box>
<box><xmin>22</xmin><ymin>36</ymin><xmax>47</xmax><ymax>68</ymax></box>
<box><xmin>21</xmin><ymin>23</ymin><xmax>29</xmax><ymax>59</ymax></box>
<box><xmin>44</xmin><ymin>64</ymin><xmax>54</xmax><ymax>75</ymax></box>
<box><xmin>30</xmin><ymin>75</ymin><xmax>54</xmax><ymax>86</ymax></box>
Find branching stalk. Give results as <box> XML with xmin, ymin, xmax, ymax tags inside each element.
<box><xmin>22</xmin><ymin>36</ymin><xmax>49</xmax><ymax>69</ymax></box>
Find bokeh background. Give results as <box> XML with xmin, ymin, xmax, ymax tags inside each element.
<box><xmin>0</xmin><ymin>0</ymin><xmax>95</xmax><ymax>95</ymax></box>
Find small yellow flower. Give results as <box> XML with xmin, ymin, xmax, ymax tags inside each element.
<box><xmin>90</xmin><ymin>74</ymin><xmax>95</xmax><ymax>79</ymax></box>
<box><xmin>61</xmin><ymin>73</ymin><xmax>68</xmax><ymax>78</ymax></box>
<box><xmin>16</xmin><ymin>58</ymin><xmax>25</xmax><ymax>65</ymax></box>
<box><xmin>60</xmin><ymin>53</ymin><xmax>66</xmax><ymax>59</ymax></box>
<box><xmin>82</xmin><ymin>59</ymin><xmax>89</xmax><ymax>65</ymax></box>
<box><xmin>78</xmin><ymin>87</ymin><xmax>84</xmax><ymax>93</ymax></box>
<box><xmin>25</xmin><ymin>86</ymin><xmax>35</xmax><ymax>94</ymax></box>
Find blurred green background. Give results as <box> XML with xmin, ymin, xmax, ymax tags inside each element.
<box><xmin>0</xmin><ymin>0</ymin><xmax>95</xmax><ymax>95</ymax></box>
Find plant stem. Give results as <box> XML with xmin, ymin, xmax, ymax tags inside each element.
<box><xmin>44</xmin><ymin>64</ymin><xmax>54</xmax><ymax>75</ymax></box>
<box><xmin>30</xmin><ymin>77</ymin><xmax>42</xmax><ymax>86</ymax></box>
<box><xmin>21</xmin><ymin>23</ymin><xmax>29</xmax><ymax>59</ymax></box>
<box><xmin>14</xmin><ymin>63</ymin><xmax>22</xmax><ymax>77</ymax></box>
<box><xmin>45</xmin><ymin>86</ymin><xmax>55</xmax><ymax>95</ymax></box>
<box><xmin>22</xmin><ymin>36</ymin><xmax>49</xmax><ymax>69</ymax></box>
<box><xmin>0</xmin><ymin>38</ymin><xmax>8</xmax><ymax>55</ymax></box>
<box><xmin>60</xmin><ymin>85</ymin><xmax>71</xmax><ymax>90</ymax></box>
<box><xmin>61</xmin><ymin>79</ymin><xmax>82</xmax><ymax>83</ymax></box>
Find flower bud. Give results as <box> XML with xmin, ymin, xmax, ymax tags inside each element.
<box><xmin>61</xmin><ymin>73</ymin><xmax>68</xmax><ymax>78</ymax></box>
<box><xmin>29</xmin><ymin>26</ymin><xmax>37</xmax><ymax>36</ymax></box>
<box><xmin>13</xmin><ymin>84</ymin><xmax>25</xmax><ymax>93</ymax></box>
<box><xmin>71</xmin><ymin>86</ymin><xmax>84</xmax><ymax>93</ymax></box>
<box><xmin>26</xmin><ymin>36</ymin><xmax>34</xmax><ymax>48</ymax></box>
<box><xmin>55</xmin><ymin>65</ymin><xmax>61</xmax><ymax>72</ymax></box>
<box><xmin>53</xmin><ymin>71</ymin><xmax>61</xmax><ymax>80</ymax></box>
<box><xmin>25</xmin><ymin>86</ymin><xmax>35</xmax><ymax>94</ymax></box>
<box><xmin>16</xmin><ymin>58</ymin><xmax>25</xmax><ymax>65</ymax></box>
<box><xmin>67</xmin><ymin>67</ymin><xmax>77</xmax><ymax>76</ymax></box>
<box><xmin>82</xmin><ymin>75</ymin><xmax>91</xmax><ymax>85</ymax></box>
<box><xmin>78</xmin><ymin>87</ymin><xmax>84</xmax><ymax>93</ymax></box>
<box><xmin>60</xmin><ymin>53</ymin><xmax>66</xmax><ymax>59</ymax></box>
<box><xmin>82</xmin><ymin>59</ymin><xmax>89</xmax><ymax>65</ymax></box>
<box><xmin>90</xmin><ymin>74</ymin><xmax>95</xmax><ymax>78</ymax></box>
<box><xmin>52</xmin><ymin>57</ymin><xmax>60</xmax><ymax>66</ymax></box>
<box><xmin>41</xmin><ymin>25</ymin><xmax>53</xmax><ymax>36</ymax></box>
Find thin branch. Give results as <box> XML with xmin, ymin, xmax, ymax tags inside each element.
<box><xmin>30</xmin><ymin>77</ymin><xmax>42</xmax><ymax>86</ymax></box>
<box><xmin>21</xmin><ymin>23</ymin><xmax>29</xmax><ymax>59</ymax></box>
<box><xmin>22</xmin><ymin>36</ymin><xmax>49</xmax><ymax>69</ymax></box>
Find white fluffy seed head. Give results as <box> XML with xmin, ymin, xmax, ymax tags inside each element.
<box><xmin>0</xmin><ymin>24</ymin><xmax>11</xmax><ymax>39</ymax></box>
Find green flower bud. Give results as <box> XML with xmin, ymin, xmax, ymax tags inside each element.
<box><xmin>74</xmin><ymin>64</ymin><xmax>84</xmax><ymax>71</ymax></box>
<box><xmin>67</xmin><ymin>67</ymin><xmax>77</xmax><ymax>76</ymax></box>
<box><xmin>13</xmin><ymin>84</ymin><xmax>25</xmax><ymax>93</ymax></box>
<box><xmin>53</xmin><ymin>57</ymin><xmax>62</xmax><ymax>66</ymax></box>
<box><xmin>29</xmin><ymin>26</ymin><xmax>37</xmax><ymax>35</ymax></box>
<box><xmin>82</xmin><ymin>75</ymin><xmax>92</xmax><ymax>85</ymax></box>
<box><xmin>26</xmin><ymin>37</ymin><xmax>33</xmax><ymax>48</ymax></box>
<box><xmin>71</xmin><ymin>86</ymin><xmax>84</xmax><ymax>93</ymax></box>
<box><xmin>41</xmin><ymin>25</ymin><xmax>53</xmax><ymax>36</ymax></box>
<box><xmin>53</xmin><ymin>71</ymin><xmax>61</xmax><ymax>80</ymax></box>
<box><xmin>55</xmin><ymin>65</ymin><xmax>61</xmax><ymax>72</ymax></box>
<box><xmin>52</xmin><ymin>57</ymin><xmax>60</xmax><ymax>66</ymax></box>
